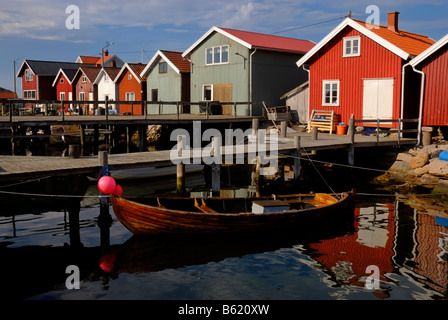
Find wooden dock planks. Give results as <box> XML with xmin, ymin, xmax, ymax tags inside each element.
<box><xmin>0</xmin><ymin>131</ymin><xmax>417</xmax><ymax>181</ymax></box>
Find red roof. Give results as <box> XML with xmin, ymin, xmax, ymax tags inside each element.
<box><xmin>354</xmin><ymin>19</ymin><xmax>435</xmax><ymax>56</ymax></box>
<box><xmin>219</xmin><ymin>27</ymin><xmax>315</xmax><ymax>54</ymax></box>
<box><xmin>160</xmin><ymin>50</ymin><xmax>190</xmax><ymax>73</ymax></box>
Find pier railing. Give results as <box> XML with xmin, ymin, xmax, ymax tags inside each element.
<box><xmin>348</xmin><ymin>118</ymin><xmax>419</xmax><ymax>145</ymax></box>
<box><xmin>0</xmin><ymin>99</ymin><xmax>265</xmax><ymax>122</ymax></box>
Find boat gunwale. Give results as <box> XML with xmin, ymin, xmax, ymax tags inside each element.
<box><xmin>112</xmin><ymin>191</ymin><xmax>351</xmax><ymax>217</ymax></box>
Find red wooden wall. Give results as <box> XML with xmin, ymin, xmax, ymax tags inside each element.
<box><xmin>421</xmin><ymin>44</ymin><xmax>448</xmax><ymax>126</ymax></box>
<box><xmin>308</xmin><ymin>27</ymin><xmax>403</xmax><ymax>125</ymax></box>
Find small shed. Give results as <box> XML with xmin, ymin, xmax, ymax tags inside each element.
<box><xmin>280</xmin><ymin>81</ymin><xmax>309</xmax><ymax>124</ymax></box>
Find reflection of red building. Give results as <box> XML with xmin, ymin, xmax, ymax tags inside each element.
<box><xmin>301</xmin><ymin>201</ymin><xmax>448</xmax><ymax>299</ymax></box>
<box><xmin>304</xmin><ymin>204</ymin><xmax>396</xmax><ymax>289</ymax></box>
<box><xmin>414</xmin><ymin>214</ymin><xmax>448</xmax><ymax>296</ymax></box>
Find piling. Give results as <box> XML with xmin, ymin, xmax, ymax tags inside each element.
<box><xmin>312</xmin><ymin>127</ymin><xmax>318</xmax><ymax>140</ymax></box>
<box><xmin>281</xmin><ymin>121</ymin><xmax>287</xmax><ymax>138</ymax></box>
<box><xmin>98</xmin><ymin>150</ymin><xmax>113</xmax><ymax>249</ymax></box>
<box><xmin>294</xmin><ymin>136</ymin><xmax>301</xmax><ymax>180</ymax></box>
<box><xmin>176</xmin><ymin>135</ymin><xmax>186</xmax><ymax>195</ymax></box>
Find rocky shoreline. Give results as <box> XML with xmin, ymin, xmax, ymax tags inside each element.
<box><xmin>375</xmin><ymin>143</ymin><xmax>448</xmax><ymax>193</ymax></box>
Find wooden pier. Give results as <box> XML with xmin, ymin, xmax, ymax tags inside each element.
<box><xmin>0</xmin><ymin>127</ymin><xmax>417</xmax><ymax>182</ymax></box>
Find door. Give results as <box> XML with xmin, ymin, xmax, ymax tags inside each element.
<box><xmin>362</xmin><ymin>79</ymin><xmax>394</xmax><ymax>120</ymax></box>
<box><xmin>213</xmin><ymin>84</ymin><xmax>233</xmax><ymax>115</ymax></box>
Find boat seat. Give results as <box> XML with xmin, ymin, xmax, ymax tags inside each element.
<box><xmin>194</xmin><ymin>198</ymin><xmax>217</xmax><ymax>213</ymax></box>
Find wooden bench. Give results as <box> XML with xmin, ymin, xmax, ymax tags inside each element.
<box><xmin>307</xmin><ymin>110</ymin><xmax>340</xmax><ymax>134</ymax></box>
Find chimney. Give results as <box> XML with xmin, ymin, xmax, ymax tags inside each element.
<box><xmin>387</xmin><ymin>11</ymin><xmax>399</xmax><ymax>33</ymax></box>
<box><xmin>104</xmin><ymin>49</ymin><xmax>109</xmax><ymax>57</ymax></box>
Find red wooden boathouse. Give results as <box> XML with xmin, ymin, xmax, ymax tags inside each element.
<box><xmin>296</xmin><ymin>12</ymin><xmax>435</xmax><ymax>129</ymax></box>
<box><xmin>409</xmin><ymin>33</ymin><xmax>448</xmax><ymax>128</ymax></box>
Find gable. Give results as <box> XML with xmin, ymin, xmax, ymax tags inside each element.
<box><xmin>183</xmin><ymin>26</ymin><xmax>314</xmax><ymax>57</ymax></box>
<box><xmin>297</xmin><ymin>18</ymin><xmax>435</xmax><ymax>68</ymax></box>
<box><xmin>410</xmin><ymin>33</ymin><xmax>448</xmax><ymax>67</ymax></box>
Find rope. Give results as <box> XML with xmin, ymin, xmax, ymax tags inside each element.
<box><xmin>0</xmin><ymin>190</ymin><xmax>108</xmax><ymax>199</ymax></box>
<box><xmin>279</xmin><ymin>153</ymin><xmax>389</xmax><ymax>173</ymax></box>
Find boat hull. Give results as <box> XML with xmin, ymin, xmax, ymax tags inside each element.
<box><xmin>111</xmin><ymin>191</ymin><xmax>354</xmax><ymax>235</ymax></box>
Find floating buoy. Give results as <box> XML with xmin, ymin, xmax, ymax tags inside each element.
<box><xmin>97</xmin><ymin>176</ymin><xmax>116</xmax><ymax>194</ymax></box>
<box><xmin>439</xmin><ymin>151</ymin><xmax>448</xmax><ymax>161</ymax></box>
<box><xmin>113</xmin><ymin>185</ymin><xmax>123</xmax><ymax>196</ymax></box>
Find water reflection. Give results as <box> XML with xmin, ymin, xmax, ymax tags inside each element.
<box><xmin>1</xmin><ymin>182</ymin><xmax>447</xmax><ymax>299</ymax></box>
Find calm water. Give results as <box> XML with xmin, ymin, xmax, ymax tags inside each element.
<box><xmin>0</xmin><ymin>166</ymin><xmax>447</xmax><ymax>301</ymax></box>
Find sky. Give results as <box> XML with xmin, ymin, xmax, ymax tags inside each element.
<box><xmin>1</xmin><ymin>0</ymin><xmax>448</xmax><ymax>97</ymax></box>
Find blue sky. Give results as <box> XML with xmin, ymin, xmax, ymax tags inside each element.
<box><xmin>1</xmin><ymin>0</ymin><xmax>448</xmax><ymax>96</ymax></box>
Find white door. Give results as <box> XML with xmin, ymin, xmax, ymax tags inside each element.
<box><xmin>362</xmin><ymin>79</ymin><xmax>394</xmax><ymax>120</ymax></box>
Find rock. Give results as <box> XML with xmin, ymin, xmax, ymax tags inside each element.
<box><xmin>414</xmin><ymin>165</ymin><xmax>430</xmax><ymax>175</ymax></box>
<box><xmin>396</xmin><ymin>153</ymin><xmax>414</xmax><ymax>163</ymax></box>
<box><xmin>411</xmin><ymin>152</ymin><xmax>429</xmax><ymax>169</ymax></box>
<box><xmin>389</xmin><ymin>160</ymin><xmax>412</xmax><ymax>173</ymax></box>
<box><xmin>415</xmin><ymin>174</ymin><xmax>440</xmax><ymax>188</ymax></box>
<box><xmin>428</xmin><ymin>159</ymin><xmax>448</xmax><ymax>177</ymax></box>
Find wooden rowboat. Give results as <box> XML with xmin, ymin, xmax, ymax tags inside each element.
<box><xmin>111</xmin><ymin>190</ymin><xmax>355</xmax><ymax>235</ymax></box>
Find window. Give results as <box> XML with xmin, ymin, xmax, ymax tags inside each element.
<box><xmin>343</xmin><ymin>36</ymin><xmax>360</xmax><ymax>57</ymax></box>
<box><xmin>205</xmin><ymin>45</ymin><xmax>229</xmax><ymax>65</ymax></box>
<box><xmin>25</xmin><ymin>69</ymin><xmax>33</xmax><ymax>82</ymax></box>
<box><xmin>126</xmin><ymin>92</ymin><xmax>135</xmax><ymax>101</ymax></box>
<box><xmin>128</xmin><ymin>74</ymin><xmax>132</xmax><ymax>80</ymax></box>
<box><xmin>151</xmin><ymin>89</ymin><xmax>158</xmax><ymax>102</ymax></box>
<box><xmin>203</xmin><ymin>84</ymin><xmax>213</xmax><ymax>101</ymax></box>
<box><xmin>82</xmin><ymin>75</ymin><xmax>87</xmax><ymax>83</ymax></box>
<box><xmin>104</xmin><ymin>74</ymin><xmax>109</xmax><ymax>82</ymax></box>
<box><xmin>322</xmin><ymin>80</ymin><xmax>340</xmax><ymax>106</ymax></box>
<box><xmin>23</xmin><ymin>90</ymin><xmax>36</xmax><ymax>99</ymax></box>
<box><xmin>159</xmin><ymin>62</ymin><xmax>167</xmax><ymax>73</ymax></box>
<box><xmin>60</xmin><ymin>92</ymin><xmax>66</xmax><ymax>101</ymax></box>
<box><xmin>60</xmin><ymin>78</ymin><xmax>64</xmax><ymax>84</ymax></box>
<box><xmin>79</xmin><ymin>92</ymin><xmax>85</xmax><ymax>101</ymax></box>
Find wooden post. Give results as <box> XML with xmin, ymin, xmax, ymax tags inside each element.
<box><xmin>80</xmin><ymin>125</ymin><xmax>85</xmax><ymax>156</ymax></box>
<box><xmin>61</xmin><ymin>100</ymin><xmax>65</xmax><ymax>122</ymax></box>
<box><xmin>176</xmin><ymin>163</ymin><xmax>185</xmax><ymax>195</ymax></box>
<box><xmin>94</xmin><ymin>125</ymin><xmax>99</xmax><ymax>155</ymax></box>
<box><xmin>349</xmin><ymin>118</ymin><xmax>355</xmax><ymax>144</ymax></box>
<box><xmin>211</xmin><ymin>163</ymin><xmax>221</xmax><ymax>196</ymax></box>
<box><xmin>105</xmin><ymin>96</ymin><xmax>109</xmax><ymax>123</ymax></box>
<box><xmin>281</xmin><ymin>121</ymin><xmax>287</xmax><ymax>138</ymax></box>
<box><xmin>312</xmin><ymin>126</ymin><xmax>318</xmax><ymax>140</ymax></box>
<box><xmin>176</xmin><ymin>135</ymin><xmax>186</xmax><ymax>195</ymax></box>
<box><xmin>98</xmin><ymin>150</ymin><xmax>112</xmax><ymax>250</ymax></box>
<box><xmin>294</xmin><ymin>135</ymin><xmax>301</xmax><ymax>180</ymax></box>
<box><xmin>176</xmin><ymin>101</ymin><xmax>180</xmax><ymax>120</ymax></box>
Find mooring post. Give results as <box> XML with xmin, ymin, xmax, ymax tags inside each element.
<box><xmin>312</xmin><ymin>126</ymin><xmax>318</xmax><ymax>140</ymax></box>
<box><xmin>348</xmin><ymin>118</ymin><xmax>355</xmax><ymax>166</ymax></box>
<box><xmin>98</xmin><ymin>150</ymin><xmax>113</xmax><ymax>248</ymax></box>
<box><xmin>176</xmin><ymin>135</ymin><xmax>186</xmax><ymax>195</ymax></box>
<box><xmin>281</xmin><ymin>121</ymin><xmax>287</xmax><ymax>138</ymax></box>
<box><xmin>294</xmin><ymin>135</ymin><xmax>301</xmax><ymax>180</ymax></box>
<box><xmin>211</xmin><ymin>136</ymin><xmax>221</xmax><ymax>196</ymax></box>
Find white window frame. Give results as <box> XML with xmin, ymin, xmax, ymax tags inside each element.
<box><xmin>82</xmin><ymin>75</ymin><xmax>87</xmax><ymax>83</ymax></box>
<box><xmin>322</xmin><ymin>80</ymin><xmax>340</xmax><ymax>106</ymax></box>
<box><xmin>25</xmin><ymin>69</ymin><xmax>33</xmax><ymax>82</ymax></box>
<box><xmin>205</xmin><ymin>45</ymin><xmax>229</xmax><ymax>65</ymax></box>
<box><xmin>128</xmin><ymin>74</ymin><xmax>132</xmax><ymax>80</ymax></box>
<box><xmin>60</xmin><ymin>78</ymin><xmax>64</xmax><ymax>84</ymax></box>
<box><xmin>125</xmin><ymin>92</ymin><xmax>135</xmax><ymax>101</ymax></box>
<box><xmin>343</xmin><ymin>36</ymin><xmax>360</xmax><ymax>57</ymax></box>
<box><xmin>23</xmin><ymin>90</ymin><xmax>36</xmax><ymax>99</ymax></box>
<box><xmin>203</xmin><ymin>84</ymin><xmax>213</xmax><ymax>101</ymax></box>
<box><xmin>60</xmin><ymin>92</ymin><xmax>66</xmax><ymax>101</ymax></box>
<box><xmin>79</xmin><ymin>92</ymin><xmax>85</xmax><ymax>101</ymax></box>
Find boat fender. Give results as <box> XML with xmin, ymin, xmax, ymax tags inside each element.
<box><xmin>439</xmin><ymin>151</ymin><xmax>448</xmax><ymax>161</ymax></box>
